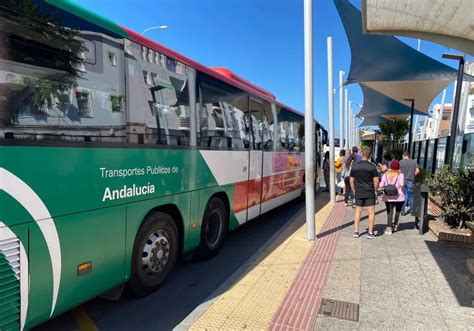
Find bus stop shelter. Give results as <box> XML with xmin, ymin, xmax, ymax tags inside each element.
<box><xmin>361</xmin><ymin>0</ymin><xmax>474</xmax><ymax>55</ymax></box>
<box><xmin>334</xmin><ymin>0</ymin><xmax>463</xmax><ymax>115</ymax></box>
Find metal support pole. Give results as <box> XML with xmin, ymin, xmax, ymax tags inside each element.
<box><xmin>348</xmin><ymin>101</ymin><xmax>352</xmax><ymax>147</ymax></box>
<box><xmin>339</xmin><ymin>71</ymin><xmax>344</xmax><ymax>148</ymax></box>
<box><xmin>344</xmin><ymin>89</ymin><xmax>348</xmax><ymax>148</ymax></box>
<box><xmin>446</xmin><ymin>57</ymin><xmax>465</xmax><ymax>167</ymax></box>
<box><xmin>304</xmin><ymin>0</ymin><xmax>315</xmax><ymax>240</ymax></box>
<box><xmin>406</xmin><ymin>99</ymin><xmax>415</xmax><ymax>154</ymax></box>
<box><xmin>327</xmin><ymin>37</ymin><xmax>336</xmax><ymax>204</ymax></box>
<box><xmin>435</xmin><ymin>89</ymin><xmax>447</xmax><ymax>138</ymax></box>
<box><xmin>353</xmin><ymin>112</ymin><xmax>357</xmax><ymax>146</ymax></box>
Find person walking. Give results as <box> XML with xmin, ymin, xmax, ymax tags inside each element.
<box><xmin>379</xmin><ymin>160</ymin><xmax>405</xmax><ymax>234</ymax></box>
<box><xmin>352</xmin><ymin>146</ymin><xmax>362</xmax><ymax>162</ymax></box>
<box><xmin>322</xmin><ymin>151</ymin><xmax>330</xmax><ymax>192</ymax></box>
<box><xmin>399</xmin><ymin>151</ymin><xmax>419</xmax><ymax>215</ymax></box>
<box><xmin>343</xmin><ymin>154</ymin><xmax>356</xmax><ymax>206</ymax></box>
<box><xmin>335</xmin><ymin>149</ymin><xmax>345</xmax><ymax>195</ymax></box>
<box><xmin>350</xmin><ymin>147</ymin><xmax>379</xmax><ymax>239</ymax></box>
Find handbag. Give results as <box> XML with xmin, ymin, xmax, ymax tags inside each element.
<box><xmin>384</xmin><ymin>174</ymin><xmax>399</xmax><ymax>197</ymax></box>
<box><xmin>337</xmin><ymin>180</ymin><xmax>345</xmax><ymax>188</ymax></box>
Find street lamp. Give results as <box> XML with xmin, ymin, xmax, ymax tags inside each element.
<box><xmin>141</xmin><ymin>25</ymin><xmax>168</xmax><ymax>35</ymax></box>
<box><xmin>442</xmin><ymin>53</ymin><xmax>465</xmax><ymax>168</ymax></box>
<box><xmin>403</xmin><ymin>98</ymin><xmax>415</xmax><ymax>155</ymax></box>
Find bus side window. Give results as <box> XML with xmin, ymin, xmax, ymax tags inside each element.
<box><xmin>263</xmin><ymin>101</ymin><xmax>276</xmax><ymax>151</ymax></box>
<box><xmin>0</xmin><ymin>3</ymin><xmax>126</xmax><ymax>143</ymax></box>
<box><xmin>126</xmin><ymin>41</ymin><xmax>191</xmax><ymax>146</ymax></box>
<box><xmin>197</xmin><ymin>74</ymin><xmax>249</xmax><ymax>150</ymax></box>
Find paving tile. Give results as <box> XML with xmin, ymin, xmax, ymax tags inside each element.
<box><xmin>188</xmin><ymin>312</ymin><xmax>227</xmax><ymax>330</ymax></box>
<box><xmin>321</xmin><ymin>259</ymin><xmax>361</xmax><ymax>304</ymax></box>
<box><xmin>314</xmin><ymin>315</ymin><xmax>359</xmax><ymax>330</ymax></box>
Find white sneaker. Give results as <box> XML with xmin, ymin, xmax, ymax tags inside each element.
<box><xmin>385</xmin><ymin>227</ymin><xmax>392</xmax><ymax>235</ymax></box>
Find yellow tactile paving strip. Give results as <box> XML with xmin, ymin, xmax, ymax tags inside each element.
<box><xmin>189</xmin><ymin>202</ymin><xmax>334</xmax><ymax>330</ymax></box>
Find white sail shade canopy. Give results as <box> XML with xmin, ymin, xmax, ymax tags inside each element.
<box><xmin>361</xmin><ymin>0</ymin><xmax>474</xmax><ymax>55</ymax></box>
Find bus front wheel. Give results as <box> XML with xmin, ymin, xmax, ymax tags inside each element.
<box><xmin>197</xmin><ymin>197</ymin><xmax>228</xmax><ymax>259</ymax></box>
<box><xmin>128</xmin><ymin>211</ymin><xmax>178</xmax><ymax>297</ymax></box>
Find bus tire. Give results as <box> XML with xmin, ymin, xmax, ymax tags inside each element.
<box><xmin>127</xmin><ymin>211</ymin><xmax>178</xmax><ymax>297</ymax></box>
<box><xmin>197</xmin><ymin>197</ymin><xmax>228</xmax><ymax>259</ymax></box>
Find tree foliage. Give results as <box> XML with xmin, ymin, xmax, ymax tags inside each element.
<box><xmin>427</xmin><ymin>166</ymin><xmax>474</xmax><ymax>228</ymax></box>
<box><xmin>1</xmin><ymin>0</ymin><xmax>84</xmax><ymax>119</ymax></box>
<box><xmin>377</xmin><ymin>120</ymin><xmax>409</xmax><ymax>148</ymax></box>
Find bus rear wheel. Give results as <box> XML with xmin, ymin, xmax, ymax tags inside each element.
<box><xmin>197</xmin><ymin>197</ymin><xmax>227</xmax><ymax>259</ymax></box>
<box><xmin>127</xmin><ymin>211</ymin><xmax>178</xmax><ymax>297</ymax></box>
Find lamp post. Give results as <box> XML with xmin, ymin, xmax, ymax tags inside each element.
<box><xmin>339</xmin><ymin>71</ymin><xmax>344</xmax><ymax>149</ymax></box>
<box><xmin>404</xmin><ymin>98</ymin><xmax>415</xmax><ymax>155</ymax></box>
<box><xmin>442</xmin><ymin>53</ymin><xmax>465</xmax><ymax>168</ymax></box>
<box><xmin>141</xmin><ymin>25</ymin><xmax>168</xmax><ymax>34</ymax></box>
<box><xmin>327</xmin><ymin>37</ymin><xmax>336</xmax><ymax>205</ymax></box>
<box><xmin>304</xmin><ymin>0</ymin><xmax>316</xmax><ymax>240</ymax></box>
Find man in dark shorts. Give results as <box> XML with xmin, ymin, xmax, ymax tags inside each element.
<box><xmin>350</xmin><ymin>147</ymin><xmax>379</xmax><ymax>239</ymax></box>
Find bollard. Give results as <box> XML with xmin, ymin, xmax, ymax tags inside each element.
<box><xmin>412</xmin><ymin>183</ymin><xmax>429</xmax><ymax>234</ymax></box>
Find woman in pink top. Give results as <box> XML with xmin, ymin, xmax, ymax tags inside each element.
<box><xmin>379</xmin><ymin>160</ymin><xmax>405</xmax><ymax>234</ymax></box>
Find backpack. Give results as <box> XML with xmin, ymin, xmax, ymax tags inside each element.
<box><xmin>384</xmin><ymin>174</ymin><xmax>399</xmax><ymax>197</ymax></box>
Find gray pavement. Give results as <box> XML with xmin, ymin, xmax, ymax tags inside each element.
<box><xmin>315</xmin><ymin>199</ymin><xmax>474</xmax><ymax>330</ymax></box>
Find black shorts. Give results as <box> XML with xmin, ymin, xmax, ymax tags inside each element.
<box><xmin>354</xmin><ymin>197</ymin><xmax>376</xmax><ymax>207</ymax></box>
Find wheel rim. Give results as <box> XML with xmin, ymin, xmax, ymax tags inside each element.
<box><xmin>141</xmin><ymin>230</ymin><xmax>170</xmax><ymax>276</ymax></box>
<box><xmin>205</xmin><ymin>211</ymin><xmax>223</xmax><ymax>249</ymax></box>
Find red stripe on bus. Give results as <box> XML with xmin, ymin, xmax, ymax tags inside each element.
<box><xmin>232</xmin><ymin>170</ymin><xmax>304</xmax><ymax>214</ymax></box>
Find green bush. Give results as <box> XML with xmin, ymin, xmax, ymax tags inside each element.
<box><xmin>427</xmin><ymin>166</ymin><xmax>474</xmax><ymax>228</ymax></box>
<box><xmin>414</xmin><ymin>168</ymin><xmax>430</xmax><ymax>184</ymax></box>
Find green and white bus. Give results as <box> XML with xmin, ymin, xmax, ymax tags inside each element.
<box><xmin>0</xmin><ymin>1</ymin><xmax>326</xmax><ymax>329</ymax></box>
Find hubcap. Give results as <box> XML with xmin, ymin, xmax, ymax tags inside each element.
<box><xmin>141</xmin><ymin>230</ymin><xmax>170</xmax><ymax>275</ymax></box>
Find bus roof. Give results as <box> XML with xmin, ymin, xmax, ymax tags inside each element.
<box><xmin>46</xmin><ymin>0</ymin><xmax>308</xmax><ymax>118</ymax></box>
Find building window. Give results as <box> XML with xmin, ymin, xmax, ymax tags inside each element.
<box><xmin>160</xmin><ymin>54</ymin><xmax>166</xmax><ymax>67</ymax></box>
<box><xmin>151</xmin><ymin>73</ymin><xmax>159</xmax><ymax>86</ymax></box>
<box><xmin>143</xmin><ymin>71</ymin><xmax>152</xmax><ymax>85</ymax></box>
<box><xmin>154</xmin><ymin>52</ymin><xmax>160</xmax><ymax>65</ymax></box>
<box><xmin>442</xmin><ymin>115</ymin><xmax>449</xmax><ymax>120</ymax></box>
<box><xmin>108</xmin><ymin>51</ymin><xmax>117</xmax><ymax>66</ymax></box>
<box><xmin>76</xmin><ymin>91</ymin><xmax>93</xmax><ymax>117</ymax></box>
<box><xmin>147</xmin><ymin>49</ymin><xmax>154</xmax><ymax>63</ymax></box>
<box><xmin>141</xmin><ymin>46</ymin><xmax>147</xmax><ymax>60</ymax></box>
<box><xmin>110</xmin><ymin>95</ymin><xmax>123</xmax><ymax>112</ymax></box>
<box><xmin>77</xmin><ymin>42</ymin><xmax>87</xmax><ymax>72</ymax></box>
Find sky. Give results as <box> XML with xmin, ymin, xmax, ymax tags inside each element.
<box><xmin>74</xmin><ymin>0</ymin><xmax>473</xmax><ymax>137</ymax></box>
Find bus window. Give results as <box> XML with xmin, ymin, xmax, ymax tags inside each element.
<box><xmin>126</xmin><ymin>41</ymin><xmax>192</xmax><ymax>146</ymax></box>
<box><xmin>249</xmin><ymin>98</ymin><xmax>263</xmax><ymax>150</ymax></box>
<box><xmin>197</xmin><ymin>74</ymin><xmax>249</xmax><ymax>150</ymax></box>
<box><xmin>277</xmin><ymin>108</ymin><xmax>303</xmax><ymax>152</ymax></box>
<box><xmin>263</xmin><ymin>101</ymin><xmax>277</xmax><ymax>151</ymax></box>
<box><xmin>0</xmin><ymin>1</ymin><xmax>126</xmax><ymax>143</ymax></box>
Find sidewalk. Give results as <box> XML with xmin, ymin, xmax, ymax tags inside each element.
<box><xmin>178</xmin><ymin>193</ymin><xmax>473</xmax><ymax>330</ymax></box>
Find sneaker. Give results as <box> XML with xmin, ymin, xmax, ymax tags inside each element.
<box><xmin>385</xmin><ymin>227</ymin><xmax>392</xmax><ymax>235</ymax></box>
<box><xmin>353</xmin><ymin>231</ymin><xmax>360</xmax><ymax>238</ymax></box>
<box><xmin>393</xmin><ymin>224</ymin><xmax>398</xmax><ymax>232</ymax></box>
<box><xmin>366</xmin><ymin>232</ymin><xmax>375</xmax><ymax>239</ymax></box>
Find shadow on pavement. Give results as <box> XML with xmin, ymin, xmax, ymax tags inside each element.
<box><xmin>424</xmin><ymin>240</ymin><xmax>473</xmax><ymax>307</ymax></box>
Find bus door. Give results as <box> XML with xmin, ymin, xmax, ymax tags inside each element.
<box><xmin>247</xmin><ymin>98</ymin><xmax>264</xmax><ymax>220</ymax></box>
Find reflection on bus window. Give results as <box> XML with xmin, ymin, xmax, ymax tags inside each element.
<box><xmin>126</xmin><ymin>41</ymin><xmax>191</xmax><ymax>146</ymax></box>
<box><xmin>198</xmin><ymin>74</ymin><xmax>250</xmax><ymax>150</ymax></box>
<box><xmin>0</xmin><ymin>1</ymin><xmax>126</xmax><ymax>143</ymax></box>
